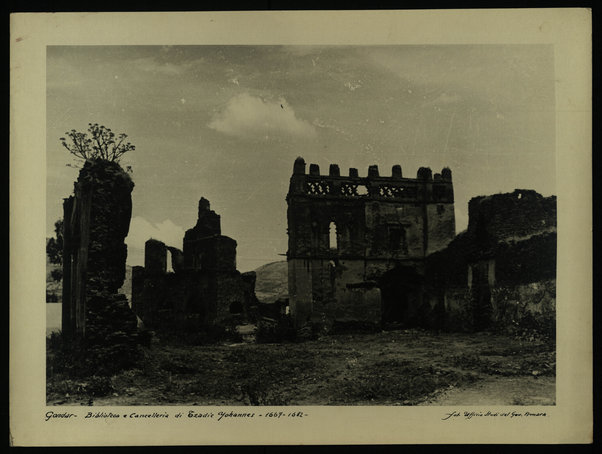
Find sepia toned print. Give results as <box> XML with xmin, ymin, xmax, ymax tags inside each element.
<box><xmin>10</xmin><ymin>10</ymin><xmax>591</xmax><ymax>446</ymax></box>
<box><xmin>46</xmin><ymin>45</ymin><xmax>556</xmax><ymax>406</ymax></box>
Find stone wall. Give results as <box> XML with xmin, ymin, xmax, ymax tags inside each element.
<box><xmin>467</xmin><ymin>189</ymin><xmax>556</xmax><ymax>247</ymax></box>
<box><xmin>61</xmin><ymin>159</ymin><xmax>139</xmax><ymax>372</ymax></box>
<box><xmin>286</xmin><ymin>156</ymin><xmax>456</xmax><ymax>328</ymax></box>
<box><xmin>491</xmin><ymin>280</ymin><xmax>556</xmax><ymax>334</ymax></box>
<box><xmin>131</xmin><ymin>198</ymin><xmax>258</xmax><ymax>334</ymax></box>
<box><xmin>425</xmin><ymin>190</ymin><xmax>556</xmax><ymax>335</ymax></box>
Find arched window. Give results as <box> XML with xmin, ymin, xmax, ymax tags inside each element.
<box><xmin>329</xmin><ymin>221</ymin><xmax>338</xmax><ymax>250</ymax></box>
<box><xmin>166</xmin><ymin>249</ymin><xmax>174</xmax><ymax>273</ymax></box>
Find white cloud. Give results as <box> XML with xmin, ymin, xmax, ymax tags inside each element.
<box><xmin>208</xmin><ymin>93</ymin><xmax>316</xmax><ymax>139</ymax></box>
<box><xmin>125</xmin><ymin>217</ymin><xmax>186</xmax><ymax>254</ymax></box>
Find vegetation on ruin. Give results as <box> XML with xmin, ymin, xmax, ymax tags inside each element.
<box><xmin>46</xmin><ymin>219</ymin><xmax>63</xmax><ymax>284</ymax></box>
<box><xmin>60</xmin><ymin>123</ymin><xmax>135</xmax><ymax>163</ymax></box>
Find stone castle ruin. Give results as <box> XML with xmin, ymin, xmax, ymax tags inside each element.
<box><xmin>60</xmin><ymin>159</ymin><xmax>258</xmax><ymax>358</ymax></box>
<box><xmin>131</xmin><ymin>198</ymin><xmax>258</xmax><ymax>333</ymax></box>
<box><xmin>286</xmin><ymin>156</ymin><xmax>456</xmax><ymax>329</ymax></box>
<box><xmin>426</xmin><ymin>189</ymin><xmax>557</xmax><ymax>333</ymax></box>
<box><xmin>59</xmin><ymin>155</ymin><xmax>556</xmax><ymax>351</ymax></box>
<box><xmin>286</xmin><ymin>157</ymin><xmax>556</xmax><ymax>335</ymax></box>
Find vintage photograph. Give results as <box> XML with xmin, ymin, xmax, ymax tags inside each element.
<box><xmin>45</xmin><ymin>44</ymin><xmax>558</xmax><ymax>407</ymax></box>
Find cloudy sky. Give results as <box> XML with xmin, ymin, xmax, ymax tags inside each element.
<box><xmin>47</xmin><ymin>45</ymin><xmax>556</xmax><ymax>272</ymax></box>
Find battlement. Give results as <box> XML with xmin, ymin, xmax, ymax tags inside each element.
<box><xmin>286</xmin><ymin>157</ymin><xmax>456</xmax><ymax>327</ymax></box>
<box><xmin>288</xmin><ymin>157</ymin><xmax>453</xmax><ymax>203</ymax></box>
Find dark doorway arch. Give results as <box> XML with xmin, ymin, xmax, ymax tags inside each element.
<box><xmin>229</xmin><ymin>301</ymin><xmax>243</xmax><ymax>314</ymax></box>
<box><xmin>183</xmin><ymin>292</ymin><xmax>206</xmax><ymax>327</ymax></box>
<box><xmin>470</xmin><ymin>262</ymin><xmax>493</xmax><ymax>330</ymax></box>
<box><xmin>377</xmin><ymin>265</ymin><xmax>424</xmax><ymax>328</ymax></box>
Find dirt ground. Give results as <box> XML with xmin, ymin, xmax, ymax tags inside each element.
<box><xmin>47</xmin><ymin>329</ymin><xmax>555</xmax><ymax>406</ymax></box>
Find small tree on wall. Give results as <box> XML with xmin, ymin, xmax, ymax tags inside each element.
<box><xmin>60</xmin><ymin>123</ymin><xmax>135</xmax><ymax>163</ymax></box>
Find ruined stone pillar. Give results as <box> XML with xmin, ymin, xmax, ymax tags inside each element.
<box><xmin>145</xmin><ymin>239</ymin><xmax>167</xmax><ymax>275</ymax></box>
<box><xmin>61</xmin><ymin>158</ymin><xmax>139</xmax><ymax>372</ymax></box>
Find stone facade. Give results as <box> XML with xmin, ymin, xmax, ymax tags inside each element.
<box><xmin>425</xmin><ymin>189</ymin><xmax>557</xmax><ymax>334</ymax></box>
<box><xmin>131</xmin><ymin>198</ymin><xmax>258</xmax><ymax>333</ymax></box>
<box><xmin>286</xmin><ymin>157</ymin><xmax>456</xmax><ymax>328</ymax></box>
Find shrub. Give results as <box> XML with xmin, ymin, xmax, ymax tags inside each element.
<box><xmin>47</xmin><ymin>325</ymin><xmax>143</xmax><ymax>378</ymax></box>
<box><xmin>50</xmin><ymin>268</ymin><xmax>63</xmax><ymax>282</ymax></box>
<box><xmin>85</xmin><ymin>375</ymin><xmax>115</xmax><ymax>396</ymax></box>
<box><xmin>46</xmin><ymin>292</ymin><xmax>59</xmax><ymax>303</ymax></box>
<box><xmin>256</xmin><ymin>317</ymin><xmax>296</xmax><ymax>343</ymax></box>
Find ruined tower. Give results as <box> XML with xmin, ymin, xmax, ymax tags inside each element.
<box><xmin>286</xmin><ymin>157</ymin><xmax>455</xmax><ymax>328</ymax></box>
<box><xmin>182</xmin><ymin>197</ymin><xmax>237</xmax><ymax>273</ymax></box>
<box><xmin>131</xmin><ymin>197</ymin><xmax>257</xmax><ymax>333</ymax></box>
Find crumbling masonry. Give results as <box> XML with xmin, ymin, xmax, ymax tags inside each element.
<box><xmin>426</xmin><ymin>190</ymin><xmax>557</xmax><ymax>334</ymax></box>
<box><xmin>131</xmin><ymin>198</ymin><xmax>258</xmax><ymax>332</ymax></box>
<box><xmin>286</xmin><ymin>157</ymin><xmax>455</xmax><ymax>328</ymax></box>
<box><xmin>61</xmin><ymin>159</ymin><xmax>139</xmax><ymax>371</ymax></box>
<box><xmin>286</xmin><ymin>157</ymin><xmax>556</xmax><ymax>334</ymax></box>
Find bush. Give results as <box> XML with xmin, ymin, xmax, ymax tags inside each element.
<box><xmin>47</xmin><ymin>325</ymin><xmax>143</xmax><ymax>378</ymax></box>
<box><xmin>46</xmin><ymin>292</ymin><xmax>59</xmax><ymax>303</ymax></box>
<box><xmin>256</xmin><ymin>317</ymin><xmax>296</xmax><ymax>343</ymax></box>
<box><xmin>85</xmin><ymin>375</ymin><xmax>115</xmax><ymax>396</ymax></box>
<box><xmin>50</xmin><ymin>268</ymin><xmax>63</xmax><ymax>282</ymax></box>
<box><xmin>515</xmin><ymin>313</ymin><xmax>556</xmax><ymax>341</ymax></box>
<box><xmin>46</xmin><ymin>331</ymin><xmax>89</xmax><ymax>377</ymax></box>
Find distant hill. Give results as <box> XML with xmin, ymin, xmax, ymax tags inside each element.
<box><xmin>254</xmin><ymin>260</ymin><xmax>288</xmax><ymax>303</ymax></box>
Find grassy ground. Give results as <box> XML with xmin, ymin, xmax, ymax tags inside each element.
<box><xmin>47</xmin><ymin>329</ymin><xmax>555</xmax><ymax>406</ymax></box>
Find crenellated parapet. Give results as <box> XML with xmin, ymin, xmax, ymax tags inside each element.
<box><xmin>286</xmin><ymin>156</ymin><xmax>457</xmax><ymax>327</ymax></box>
<box><xmin>287</xmin><ymin>157</ymin><xmax>453</xmax><ymax>204</ymax></box>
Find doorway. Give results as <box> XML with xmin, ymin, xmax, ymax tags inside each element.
<box><xmin>378</xmin><ymin>265</ymin><xmax>423</xmax><ymax>328</ymax></box>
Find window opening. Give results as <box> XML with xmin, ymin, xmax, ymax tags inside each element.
<box><xmin>329</xmin><ymin>222</ymin><xmax>338</xmax><ymax>250</ymax></box>
<box><xmin>356</xmin><ymin>185</ymin><xmax>369</xmax><ymax>195</ymax></box>
<box><xmin>166</xmin><ymin>249</ymin><xmax>174</xmax><ymax>273</ymax></box>
<box><xmin>388</xmin><ymin>225</ymin><xmax>408</xmax><ymax>253</ymax></box>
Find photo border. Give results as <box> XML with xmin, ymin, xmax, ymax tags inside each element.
<box><xmin>10</xmin><ymin>9</ymin><xmax>592</xmax><ymax>446</ymax></box>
